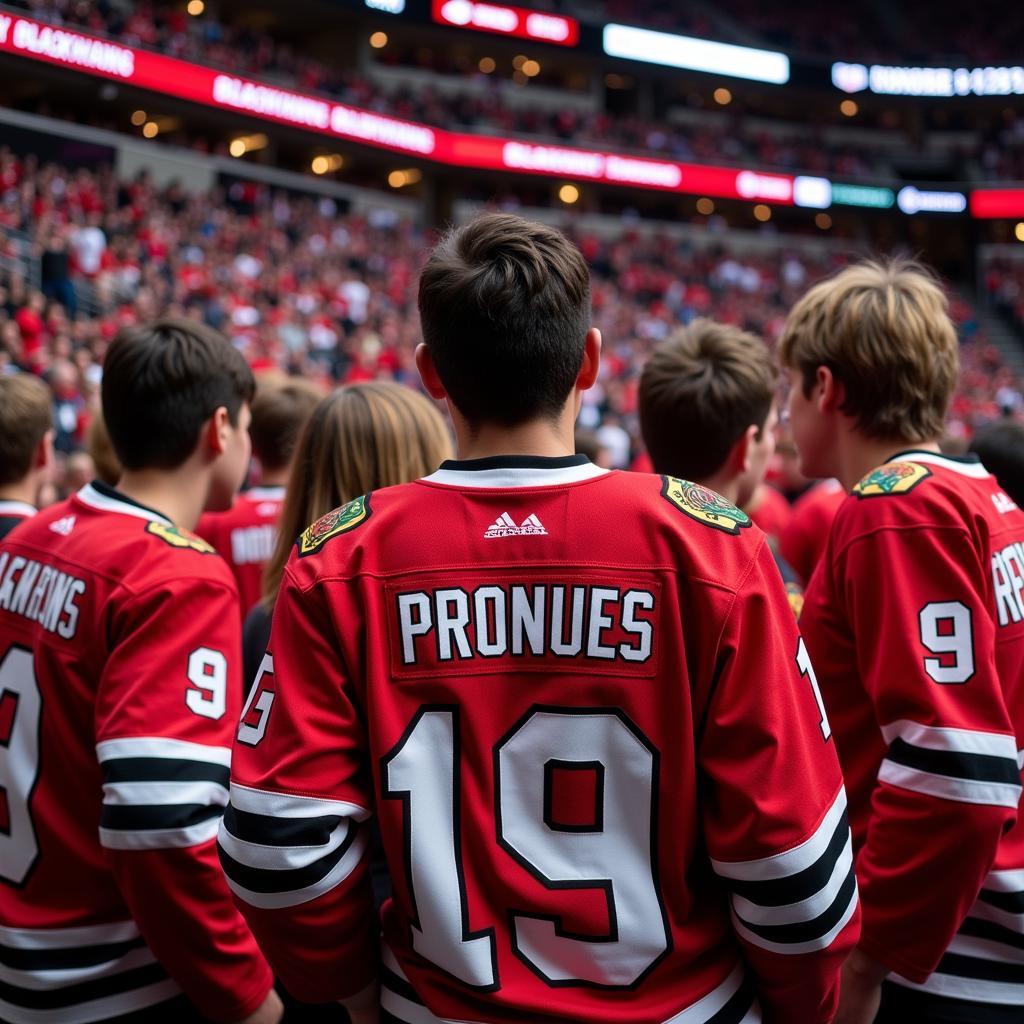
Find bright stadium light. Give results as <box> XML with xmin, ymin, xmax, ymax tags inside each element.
<box><xmin>602</xmin><ymin>24</ymin><xmax>789</xmax><ymax>85</ymax></box>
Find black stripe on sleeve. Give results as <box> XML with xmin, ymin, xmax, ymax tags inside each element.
<box><xmin>100</xmin><ymin>803</ymin><xmax>224</xmax><ymax>833</ymax></box>
<box><xmin>959</xmin><ymin>917</ymin><xmax>1024</xmax><ymax>953</ymax></box>
<box><xmin>935</xmin><ymin>951</ymin><xmax>1024</xmax><ymax>984</ymax></box>
<box><xmin>221</xmin><ymin>804</ymin><xmax>342</xmax><ymax>847</ymax></box>
<box><xmin>217</xmin><ymin>822</ymin><xmax>359</xmax><ymax>894</ymax></box>
<box><xmin>381</xmin><ymin>966</ymin><xmax>424</xmax><ymax>1006</ymax></box>
<box><xmin>101</xmin><ymin>758</ymin><xmax>230</xmax><ymax>788</ymax></box>
<box><xmin>0</xmin><ymin>962</ymin><xmax>169</xmax><ymax>1010</ymax></box>
<box><xmin>977</xmin><ymin>887</ymin><xmax>1024</xmax><ymax>914</ymax></box>
<box><xmin>736</xmin><ymin>865</ymin><xmax>857</xmax><ymax>945</ymax></box>
<box><xmin>726</xmin><ymin>810</ymin><xmax>849</xmax><ymax>908</ymax></box>
<box><xmin>0</xmin><ymin>937</ymin><xmax>147</xmax><ymax>972</ymax></box>
<box><xmin>886</xmin><ymin>739</ymin><xmax>1022</xmax><ymax>786</ymax></box>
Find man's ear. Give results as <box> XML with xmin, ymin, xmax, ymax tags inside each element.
<box><xmin>733</xmin><ymin>424</ymin><xmax>759</xmax><ymax>475</ymax></box>
<box><xmin>204</xmin><ymin>406</ymin><xmax>231</xmax><ymax>458</ymax></box>
<box><xmin>815</xmin><ymin>365</ymin><xmax>845</xmax><ymax>414</ymax></box>
<box><xmin>34</xmin><ymin>429</ymin><xmax>54</xmax><ymax>471</ymax></box>
<box><xmin>575</xmin><ymin>328</ymin><xmax>602</xmax><ymax>391</ymax></box>
<box><xmin>415</xmin><ymin>343</ymin><xmax>447</xmax><ymax>401</ymax></box>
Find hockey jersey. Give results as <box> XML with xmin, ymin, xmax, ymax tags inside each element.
<box><xmin>0</xmin><ymin>501</ymin><xmax>36</xmax><ymax>541</ymax></box>
<box><xmin>197</xmin><ymin>485</ymin><xmax>286</xmax><ymax>616</ymax></box>
<box><xmin>0</xmin><ymin>482</ymin><xmax>272</xmax><ymax>1023</ymax></box>
<box><xmin>221</xmin><ymin>455</ymin><xmax>859</xmax><ymax>1024</ymax></box>
<box><xmin>800</xmin><ymin>450</ymin><xmax>1024</xmax><ymax>1006</ymax></box>
<box><xmin>779</xmin><ymin>479</ymin><xmax>845</xmax><ymax>587</ymax></box>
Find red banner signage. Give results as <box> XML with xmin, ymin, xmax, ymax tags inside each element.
<box><xmin>0</xmin><ymin>12</ymin><xmax>792</xmax><ymax>202</ymax></box>
<box><xmin>431</xmin><ymin>0</ymin><xmax>579</xmax><ymax>47</ymax></box>
<box><xmin>970</xmin><ymin>189</ymin><xmax>1024</xmax><ymax>219</ymax></box>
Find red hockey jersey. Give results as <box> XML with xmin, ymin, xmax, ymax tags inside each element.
<box><xmin>778</xmin><ymin>479</ymin><xmax>845</xmax><ymax>587</ymax></box>
<box><xmin>221</xmin><ymin>455</ymin><xmax>859</xmax><ymax>1024</ymax></box>
<box><xmin>197</xmin><ymin>485</ymin><xmax>286</xmax><ymax>616</ymax></box>
<box><xmin>800</xmin><ymin>450</ymin><xmax>1024</xmax><ymax>1005</ymax></box>
<box><xmin>0</xmin><ymin>482</ymin><xmax>273</xmax><ymax>1023</ymax></box>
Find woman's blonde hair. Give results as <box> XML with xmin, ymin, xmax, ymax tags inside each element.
<box><xmin>262</xmin><ymin>381</ymin><xmax>453</xmax><ymax>608</ymax></box>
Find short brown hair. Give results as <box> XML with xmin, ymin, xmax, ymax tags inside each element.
<box><xmin>778</xmin><ymin>259</ymin><xmax>958</xmax><ymax>443</ymax></box>
<box><xmin>418</xmin><ymin>213</ymin><xmax>591</xmax><ymax>427</ymax></box>
<box><xmin>0</xmin><ymin>374</ymin><xmax>52</xmax><ymax>486</ymax></box>
<box><xmin>263</xmin><ymin>382</ymin><xmax>453</xmax><ymax>607</ymax></box>
<box><xmin>102</xmin><ymin>318</ymin><xmax>255</xmax><ymax>470</ymax></box>
<box><xmin>639</xmin><ymin>319</ymin><xmax>776</xmax><ymax>480</ymax></box>
<box><xmin>249</xmin><ymin>380</ymin><xmax>322</xmax><ymax>471</ymax></box>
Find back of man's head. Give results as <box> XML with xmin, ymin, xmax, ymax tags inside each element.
<box><xmin>102</xmin><ymin>317</ymin><xmax>255</xmax><ymax>472</ymax></box>
<box><xmin>969</xmin><ymin>420</ymin><xmax>1024</xmax><ymax>508</ymax></box>
<box><xmin>417</xmin><ymin>213</ymin><xmax>591</xmax><ymax>427</ymax></box>
<box><xmin>249</xmin><ymin>381</ymin><xmax>321</xmax><ymax>473</ymax></box>
<box><xmin>639</xmin><ymin>319</ymin><xmax>776</xmax><ymax>480</ymax></box>
<box><xmin>0</xmin><ymin>374</ymin><xmax>52</xmax><ymax>487</ymax></box>
<box><xmin>778</xmin><ymin>258</ymin><xmax>958</xmax><ymax>443</ymax></box>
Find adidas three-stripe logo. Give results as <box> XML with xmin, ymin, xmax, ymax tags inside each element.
<box><xmin>484</xmin><ymin>513</ymin><xmax>547</xmax><ymax>538</ymax></box>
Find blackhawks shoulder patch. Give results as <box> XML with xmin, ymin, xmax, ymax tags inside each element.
<box><xmin>785</xmin><ymin>582</ymin><xmax>805</xmax><ymax>621</ymax></box>
<box><xmin>660</xmin><ymin>476</ymin><xmax>751</xmax><ymax>535</ymax></box>
<box><xmin>853</xmin><ymin>461</ymin><xmax>931</xmax><ymax>498</ymax></box>
<box><xmin>297</xmin><ymin>493</ymin><xmax>371</xmax><ymax>557</ymax></box>
<box><xmin>145</xmin><ymin>521</ymin><xmax>216</xmax><ymax>554</ymax></box>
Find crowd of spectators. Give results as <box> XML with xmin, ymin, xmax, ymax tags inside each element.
<box><xmin>1</xmin><ymin>150</ymin><xmax>1020</xmax><ymax>504</ymax></box>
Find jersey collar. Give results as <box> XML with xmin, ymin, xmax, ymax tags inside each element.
<box><xmin>76</xmin><ymin>480</ymin><xmax>173</xmax><ymax>524</ymax></box>
<box><xmin>0</xmin><ymin>500</ymin><xmax>37</xmax><ymax>517</ymax></box>
<box><xmin>885</xmin><ymin>449</ymin><xmax>990</xmax><ymax>479</ymax></box>
<box><xmin>422</xmin><ymin>454</ymin><xmax>610</xmax><ymax>489</ymax></box>
<box><xmin>244</xmin><ymin>485</ymin><xmax>286</xmax><ymax>501</ymax></box>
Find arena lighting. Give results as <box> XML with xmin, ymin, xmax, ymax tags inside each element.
<box><xmin>365</xmin><ymin>0</ymin><xmax>406</xmax><ymax>13</ymax></box>
<box><xmin>830</xmin><ymin>183</ymin><xmax>895</xmax><ymax>209</ymax></box>
<box><xmin>833</xmin><ymin>61</ymin><xmax>1024</xmax><ymax>97</ymax></box>
<box><xmin>970</xmin><ymin>189</ymin><xmax>1024</xmax><ymax>219</ymax></box>
<box><xmin>896</xmin><ymin>186</ymin><xmax>968</xmax><ymax>215</ymax></box>
<box><xmin>793</xmin><ymin>176</ymin><xmax>832</xmax><ymax>210</ymax></box>
<box><xmin>603</xmin><ymin>24</ymin><xmax>789</xmax><ymax>85</ymax></box>
<box><xmin>432</xmin><ymin>0</ymin><xmax>579</xmax><ymax>47</ymax></box>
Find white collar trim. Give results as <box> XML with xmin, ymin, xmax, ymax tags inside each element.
<box><xmin>245</xmin><ymin>486</ymin><xmax>286</xmax><ymax>500</ymax></box>
<box><xmin>0</xmin><ymin>501</ymin><xmax>37</xmax><ymax>517</ymax></box>
<box><xmin>422</xmin><ymin>463</ymin><xmax>610</xmax><ymax>489</ymax></box>
<box><xmin>76</xmin><ymin>484</ymin><xmax>172</xmax><ymax>525</ymax></box>
<box><xmin>892</xmin><ymin>451</ymin><xmax>990</xmax><ymax>479</ymax></box>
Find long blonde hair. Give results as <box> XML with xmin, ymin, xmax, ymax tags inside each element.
<box><xmin>262</xmin><ymin>381</ymin><xmax>453</xmax><ymax>607</ymax></box>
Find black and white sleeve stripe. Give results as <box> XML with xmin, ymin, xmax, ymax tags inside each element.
<box><xmin>711</xmin><ymin>788</ymin><xmax>858</xmax><ymax>955</ymax></box>
<box><xmin>96</xmin><ymin>738</ymin><xmax>231</xmax><ymax>850</ymax></box>
<box><xmin>878</xmin><ymin>720</ymin><xmax>1022</xmax><ymax>808</ymax></box>
<box><xmin>217</xmin><ymin>783</ymin><xmax>370</xmax><ymax>909</ymax></box>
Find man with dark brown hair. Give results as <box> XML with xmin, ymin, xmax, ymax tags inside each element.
<box><xmin>222</xmin><ymin>214</ymin><xmax>857</xmax><ymax>1024</ymax></box>
<box><xmin>0</xmin><ymin>374</ymin><xmax>53</xmax><ymax>538</ymax></box>
<box><xmin>638</xmin><ymin>319</ymin><xmax>802</xmax><ymax>610</ymax></box>
<box><xmin>198</xmin><ymin>380</ymin><xmax>321</xmax><ymax>615</ymax></box>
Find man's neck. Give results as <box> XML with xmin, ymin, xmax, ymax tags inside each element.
<box><xmin>453</xmin><ymin>413</ymin><xmax>577</xmax><ymax>461</ymax></box>
<box><xmin>258</xmin><ymin>469</ymin><xmax>290</xmax><ymax>487</ymax></box>
<box><xmin>837</xmin><ymin>436</ymin><xmax>941</xmax><ymax>492</ymax></box>
<box><xmin>116</xmin><ymin>466</ymin><xmax>210</xmax><ymax>531</ymax></box>
<box><xmin>0</xmin><ymin>479</ymin><xmax>38</xmax><ymax>507</ymax></box>
<box><xmin>696</xmin><ymin>470</ymin><xmax>740</xmax><ymax>506</ymax></box>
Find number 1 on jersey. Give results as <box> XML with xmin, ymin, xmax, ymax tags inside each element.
<box><xmin>797</xmin><ymin>638</ymin><xmax>831</xmax><ymax>741</ymax></box>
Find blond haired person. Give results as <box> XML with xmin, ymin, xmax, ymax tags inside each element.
<box><xmin>0</xmin><ymin>374</ymin><xmax>53</xmax><ymax>537</ymax></box>
<box><xmin>243</xmin><ymin>381</ymin><xmax>453</xmax><ymax>684</ymax></box>
<box><xmin>781</xmin><ymin>260</ymin><xmax>1024</xmax><ymax>1024</ymax></box>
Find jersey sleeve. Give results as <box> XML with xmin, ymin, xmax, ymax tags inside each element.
<box><xmin>699</xmin><ymin>538</ymin><xmax>860</xmax><ymax>1022</ymax></box>
<box><xmin>837</xmin><ymin>523</ymin><xmax>1019</xmax><ymax>982</ymax></box>
<box><xmin>96</xmin><ymin>572</ymin><xmax>274</xmax><ymax>1023</ymax></box>
<box><xmin>217</xmin><ymin>562</ymin><xmax>378</xmax><ymax>1004</ymax></box>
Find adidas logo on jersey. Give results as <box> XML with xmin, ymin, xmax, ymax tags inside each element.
<box><xmin>484</xmin><ymin>512</ymin><xmax>547</xmax><ymax>538</ymax></box>
<box><xmin>49</xmin><ymin>515</ymin><xmax>76</xmax><ymax>536</ymax></box>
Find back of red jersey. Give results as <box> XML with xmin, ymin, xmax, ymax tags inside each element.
<box><xmin>222</xmin><ymin>457</ymin><xmax>858</xmax><ymax>1023</ymax></box>
<box><xmin>0</xmin><ymin>483</ymin><xmax>271</xmax><ymax>1023</ymax></box>
<box><xmin>197</xmin><ymin>486</ymin><xmax>285</xmax><ymax>615</ymax></box>
<box><xmin>801</xmin><ymin>450</ymin><xmax>1024</xmax><ymax>1005</ymax></box>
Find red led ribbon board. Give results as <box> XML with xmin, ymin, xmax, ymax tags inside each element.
<box><xmin>970</xmin><ymin>189</ymin><xmax>1024</xmax><ymax>219</ymax></box>
<box><xmin>0</xmin><ymin>13</ymin><xmax>793</xmax><ymax>202</ymax></box>
<box><xmin>430</xmin><ymin>0</ymin><xmax>579</xmax><ymax>47</ymax></box>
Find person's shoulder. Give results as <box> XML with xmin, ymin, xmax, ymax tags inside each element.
<box><xmin>833</xmin><ymin>454</ymin><xmax>978</xmax><ymax>545</ymax></box>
